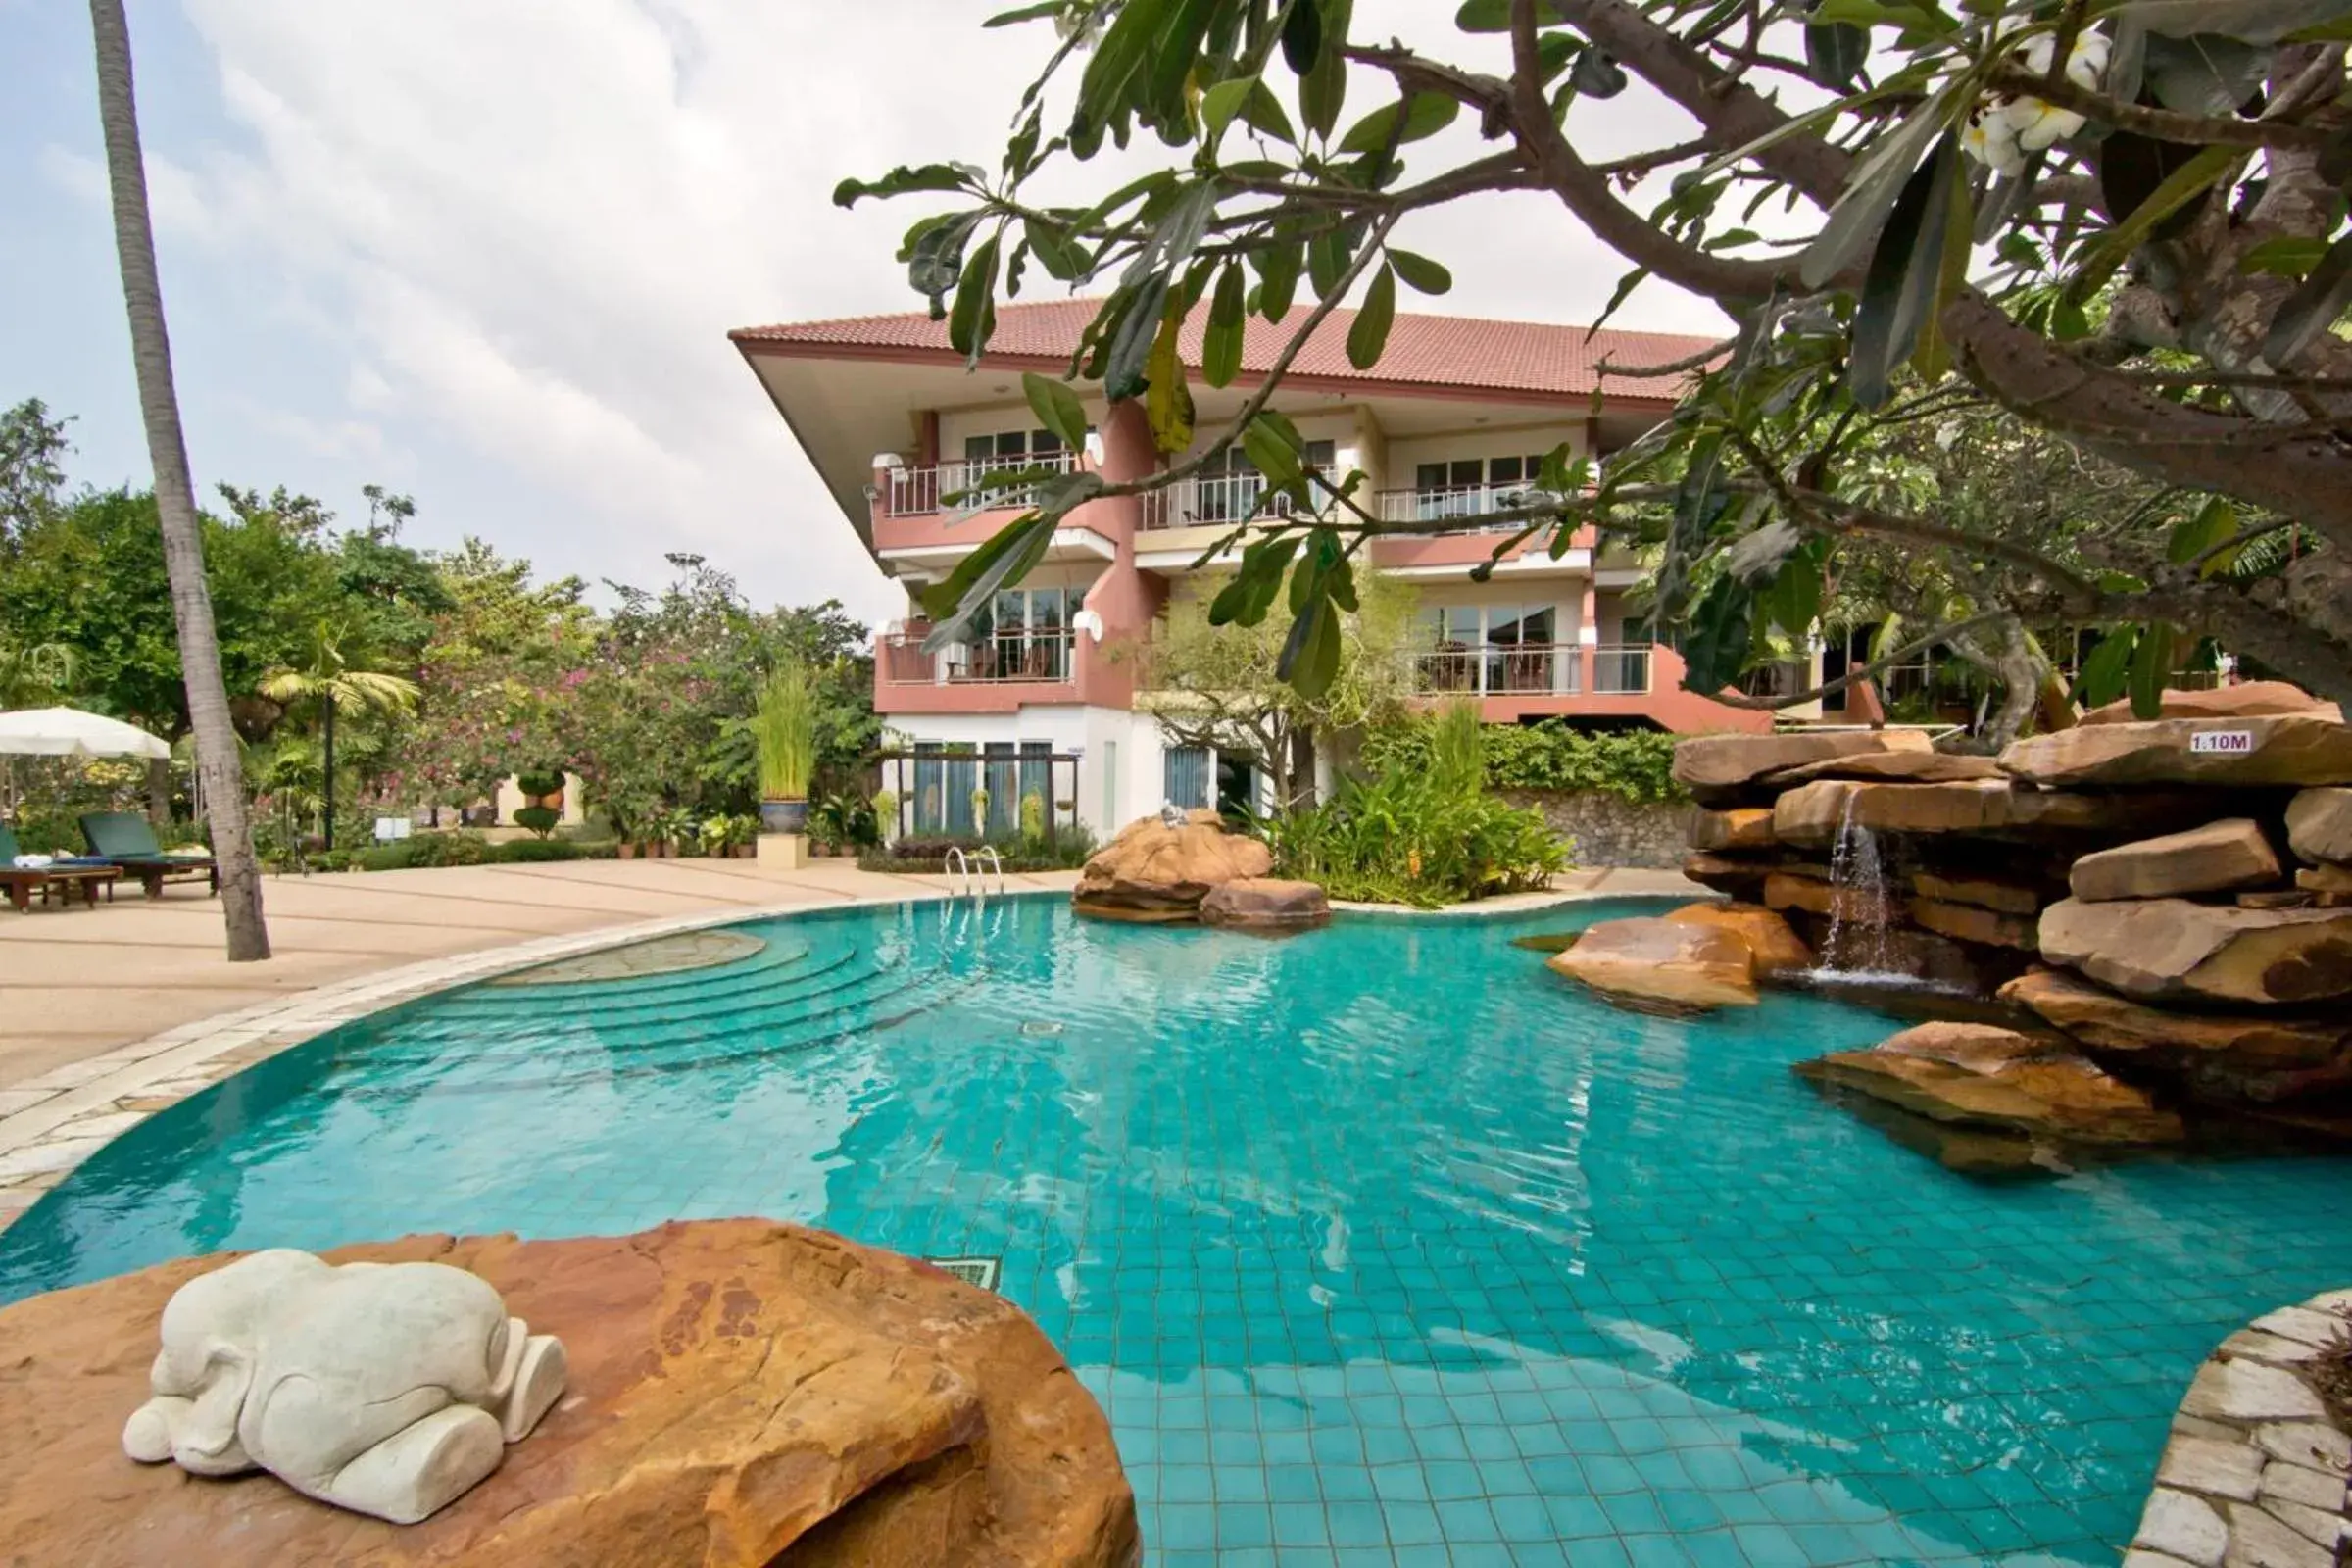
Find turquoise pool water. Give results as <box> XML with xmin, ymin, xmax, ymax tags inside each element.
<box><xmin>4</xmin><ymin>895</ymin><xmax>2346</xmax><ymax>1565</ymax></box>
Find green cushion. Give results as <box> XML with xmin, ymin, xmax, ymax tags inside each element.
<box><xmin>80</xmin><ymin>810</ymin><xmax>164</xmax><ymax>859</ymax></box>
<box><xmin>0</xmin><ymin>825</ymin><xmax>17</xmax><ymax>862</ymax></box>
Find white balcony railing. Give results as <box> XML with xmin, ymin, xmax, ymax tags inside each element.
<box><xmin>1139</xmin><ymin>474</ymin><xmax>1316</xmax><ymax>531</ymax></box>
<box><xmin>885</xmin><ymin>450</ymin><xmax>1081</xmax><ymax>519</ymax></box>
<box><xmin>882</xmin><ymin>629</ymin><xmax>1077</xmax><ymax>685</ymax></box>
<box><xmin>1375</xmin><ymin>484</ymin><xmax>1549</xmax><ymax>529</ymax></box>
<box><xmin>1413</xmin><ymin>642</ymin><xmax>1583</xmax><ymax>698</ymax></box>
<box><xmin>1592</xmin><ymin>644</ymin><xmax>1652</xmax><ymax>695</ymax></box>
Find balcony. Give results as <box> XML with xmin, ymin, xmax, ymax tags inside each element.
<box><xmin>1375</xmin><ymin>484</ymin><xmax>1547</xmax><ymax>530</ymax></box>
<box><xmin>884</xmin><ymin>450</ymin><xmax>1082</xmax><ymax>520</ymax></box>
<box><xmin>882</xmin><ymin>627</ymin><xmax>1077</xmax><ymax>686</ymax></box>
<box><xmin>1414</xmin><ymin>642</ymin><xmax>1583</xmax><ymax>698</ymax></box>
<box><xmin>1139</xmin><ymin>473</ymin><xmax>1314</xmax><ymax>531</ymax></box>
<box><xmin>1592</xmin><ymin>644</ymin><xmax>1651</xmax><ymax>696</ymax></box>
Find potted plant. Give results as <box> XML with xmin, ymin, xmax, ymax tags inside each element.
<box><xmin>752</xmin><ymin>662</ymin><xmax>815</xmax><ymax>836</ymax></box>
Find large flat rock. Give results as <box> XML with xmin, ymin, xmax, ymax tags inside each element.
<box><xmin>2079</xmin><ymin>680</ymin><xmax>2339</xmax><ymax>726</ymax></box>
<box><xmin>0</xmin><ymin>1221</ymin><xmax>1140</xmax><ymax>1568</ymax></box>
<box><xmin>1690</xmin><ymin>807</ymin><xmax>1775</xmax><ymax>852</ymax></box>
<box><xmin>2000</xmin><ymin>714</ymin><xmax>2352</xmax><ymax>789</ymax></box>
<box><xmin>1663</xmin><ymin>901</ymin><xmax>1813</xmax><ymax>979</ymax></box>
<box><xmin>1073</xmin><ymin>809</ymin><xmax>1273</xmax><ymax>922</ymax></box>
<box><xmin>1672</xmin><ymin>730</ymin><xmax>1932</xmax><ymax>805</ymax></box>
<box><xmin>1772</xmin><ymin>777</ymin><xmax>2171</xmax><ymax>848</ymax></box>
<box><xmin>1796</xmin><ymin>1022</ymin><xmax>2183</xmax><ymax>1146</ymax></box>
<box><xmin>2000</xmin><ymin>966</ymin><xmax>2352</xmax><ymax>1103</ymax></box>
<box><xmin>1547</xmin><ymin>916</ymin><xmax>1758</xmax><ymax>1014</ymax></box>
<box><xmin>2069</xmin><ymin>818</ymin><xmax>2282</xmax><ymax>903</ymax></box>
<box><xmin>1758</xmin><ymin>751</ymin><xmax>2003</xmax><ymax>788</ymax></box>
<box><xmin>1198</xmin><ymin>876</ymin><xmax>1330</xmax><ymax>932</ymax></box>
<box><xmin>2286</xmin><ymin>787</ymin><xmax>2352</xmax><ymax>866</ymax></box>
<box><xmin>2038</xmin><ymin>897</ymin><xmax>2352</xmax><ymax>1005</ymax></box>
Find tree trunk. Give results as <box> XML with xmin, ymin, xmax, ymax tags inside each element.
<box><xmin>89</xmin><ymin>0</ymin><xmax>269</xmax><ymax>961</ymax></box>
<box><xmin>1287</xmin><ymin>728</ymin><xmax>1317</xmax><ymax>810</ymax></box>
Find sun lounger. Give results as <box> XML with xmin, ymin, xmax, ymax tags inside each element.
<box><xmin>0</xmin><ymin>825</ymin><xmax>122</xmax><ymax>911</ymax></box>
<box><xmin>78</xmin><ymin>811</ymin><xmax>220</xmax><ymax>899</ymax></box>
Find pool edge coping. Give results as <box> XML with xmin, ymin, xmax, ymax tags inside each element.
<box><xmin>0</xmin><ymin>877</ymin><xmax>1695</xmax><ymax>1235</ymax></box>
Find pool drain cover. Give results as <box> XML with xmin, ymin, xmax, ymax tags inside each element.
<box><xmin>927</xmin><ymin>1256</ymin><xmax>1003</xmax><ymax>1292</ymax></box>
<box><xmin>1021</xmin><ymin>1020</ymin><xmax>1064</xmax><ymax>1037</ymax></box>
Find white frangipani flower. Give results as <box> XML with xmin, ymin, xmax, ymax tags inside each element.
<box><xmin>1959</xmin><ymin>30</ymin><xmax>2111</xmax><ymax>172</ymax></box>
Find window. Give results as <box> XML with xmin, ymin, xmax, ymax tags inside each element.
<box><xmin>1412</xmin><ymin>455</ymin><xmax>1545</xmax><ymax>521</ymax></box>
<box><xmin>958</xmin><ymin>428</ymin><xmax>1068</xmax><ymax>509</ymax></box>
<box><xmin>1190</xmin><ymin>439</ymin><xmax>1337</xmax><ymax>522</ymax></box>
<box><xmin>1416</xmin><ymin>604</ymin><xmax>1566</xmax><ymax>695</ymax></box>
<box><xmin>971</xmin><ymin>586</ymin><xmax>1071</xmax><ymax>681</ymax></box>
<box><xmin>1164</xmin><ymin>746</ymin><xmax>1212</xmax><ymax>809</ymax></box>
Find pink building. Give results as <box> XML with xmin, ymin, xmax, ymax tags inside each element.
<box><xmin>731</xmin><ymin>299</ymin><xmax>1770</xmax><ymax>835</ymax></box>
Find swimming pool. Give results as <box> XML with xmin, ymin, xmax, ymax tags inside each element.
<box><xmin>5</xmin><ymin>895</ymin><xmax>2345</xmax><ymax>1565</ymax></box>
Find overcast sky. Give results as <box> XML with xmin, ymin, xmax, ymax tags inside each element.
<box><xmin>1</xmin><ymin>1</ymin><xmax>1730</xmax><ymax>623</ymax></box>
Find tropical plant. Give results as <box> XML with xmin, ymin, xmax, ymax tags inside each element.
<box><xmin>1363</xmin><ymin>719</ymin><xmax>1688</xmax><ymax>805</ymax></box>
<box><xmin>808</xmin><ymin>791</ymin><xmax>881</xmax><ymax>854</ymax></box>
<box><xmin>847</xmin><ymin>0</ymin><xmax>2352</xmax><ymax>712</ymax></box>
<box><xmin>750</xmin><ymin>661</ymin><xmax>816</xmax><ymax>801</ymax></box>
<box><xmin>88</xmin><ymin>0</ymin><xmax>268</xmax><ymax>959</ymax></box>
<box><xmin>1256</xmin><ymin>765</ymin><xmax>1567</xmax><ymax>908</ymax></box>
<box><xmin>258</xmin><ymin>621</ymin><xmax>420</xmax><ymax>852</ymax></box>
<box><xmin>0</xmin><ymin>638</ymin><xmax>77</xmax><ymax>708</ymax></box>
<box><xmin>1019</xmin><ymin>790</ymin><xmax>1046</xmax><ymax>841</ymax></box>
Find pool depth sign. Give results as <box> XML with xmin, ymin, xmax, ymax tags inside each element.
<box><xmin>2188</xmin><ymin>729</ymin><xmax>2257</xmax><ymax>755</ymax></box>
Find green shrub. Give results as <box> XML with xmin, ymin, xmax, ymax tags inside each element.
<box><xmin>1257</xmin><ymin>764</ymin><xmax>1567</xmax><ymax>908</ymax></box>
<box><xmin>857</xmin><ymin>825</ymin><xmax>1098</xmax><ymax>875</ymax></box>
<box><xmin>493</xmin><ymin>837</ymin><xmax>593</xmax><ymax>862</ymax></box>
<box><xmin>1362</xmin><ymin>718</ymin><xmax>1687</xmax><ymax>805</ymax></box>
<box><xmin>400</xmin><ymin>830</ymin><xmax>493</xmax><ymax>867</ymax></box>
<box><xmin>513</xmin><ymin>805</ymin><xmax>561</xmax><ymax>839</ymax></box>
<box><xmin>514</xmin><ymin>769</ymin><xmax>564</xmax><ymax>800</ymax></box>
<box><xmin>333</xmin><ymin>832</ymin><xmax>600</xmax><ymax>871</ymax></box>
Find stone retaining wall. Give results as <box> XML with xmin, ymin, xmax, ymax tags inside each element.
<box><xmin>1500</xmin><ymin>790</ymin><xmax>1691</xmax><ymax>869</ymax></box>
<box><xmin>2128</xmin><ymin>1288</ymin><xmax>2350</xmax><ymax>1568</ymax></box>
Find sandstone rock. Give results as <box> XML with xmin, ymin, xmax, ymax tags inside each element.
<box><xmin>2286</xmin><ymin>787</ymin><xmax>2352</xmax><ymax>865</ymax></box>
<box><xmin>2070</xmin><ymin>819</ymin><xmax>2283</xmax><ymax>903</ymax></box>
<box><xmin>1072</xmin><ymin>809</ymin><xmax>1273</xmax><ymax>922</ymax></box>
<box><xmin>1910</xmin><ymin>897</ymin><xmax>2039</xmax><ymax>951</ymax></box>
<box><xmin>2000</xmin><ymin>714</ymin><xmax>2352</xmax><ymax>789</ymax></box>
<box><xmin>2000</xmin><ymin>966</ymin><xmax>2352</xmax><ymax>1103</ymax></box>
<box><xmin>1683</xmin><ymin>851</ymin><xmax>1772</xmax><ymax>896</ymax></box>
<box><xmin>1672</xmin><ymin>729</ymin><xmax>1932</xmax><ymax>805</ymax></box>
<box><xmin>2297</xmin><ymin>863</ymin><xmax>2352</xmax><ymax>896</ymax></box>
<box><xmin>0</xmin><ymin>1220</ymin><xmax>1140</xmax><ymax>1568</ymax></box>
<box><xmin>2081</xmin><ymin>679</ymin><xmax>2339</xmax><ymax>726</ymax></box>
<box><xmin>2239</xmin><ymin>889</ymin><xmax>2318</xmax><ymax>910</ymax></box>
<box><xmin>1796</xmin><ymin>1022</ymin><xmax>2183</xmax><ymax>1145</ymax></box>
<box><xmin>1764</xmin><ymin>870</ymin><xmax>1882</xmax><ymax>922</ymax></box>
<box><xmin>2038</xmin><ymin>898</ymin><xmax>2352</xmax><ymax>1004</ymax></box>
<box><xmin>1759</xmin><ymin>750</ymin><xmax>2004</xmax><ymax>788</ymax></box>
<box><xmin>1664</xmin><ymin>901</ymin><xmax>1814</xmax><ymax>979</ymax></box>
<box><xmin>1690</xmin><ymin>807</ymin><xmax>1776</xmax><ymax>852</ymax></box>
<box><xmin>1547</xmin><ymin>916</ymin><xmax>1758</xmax><ymax>1014</ymax></box>
<box><xmin>1772</xmin><ymin>777</ymin><xmax>2179</xmax><ymax>849</ymax></box>
<box><xmin>1912</xmin><ymin>871</ymin><xmax>2044</xmax><ymax>915</ymax></box>
<box><xmin>1198</xmin><ymin>877</ymin><xmax>1330</xmax><ymax>932</ymax></box>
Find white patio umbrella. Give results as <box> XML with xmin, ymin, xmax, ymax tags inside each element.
<box><xmin>0</xmin><ymin>707</ymin><xmax>172</xmax><ymax>760</ymax></box>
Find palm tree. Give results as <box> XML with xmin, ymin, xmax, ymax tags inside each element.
<box><xmin>260</xmin><ymin>624</ymin><xmax>420</xmax><ymax>852</ymax></box>
<box><xmin>88</xmin><ymin>0</ymin><xmax>269</xmax><ymax>959</ymax></box>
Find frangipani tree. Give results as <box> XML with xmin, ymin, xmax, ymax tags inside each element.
<box><xmin>842</xmin><ymin>0</ymin><xmax>2352</xmax><ymax>713</ymax></box>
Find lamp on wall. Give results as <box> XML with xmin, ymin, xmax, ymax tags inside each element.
<box><xmin>1072</xmin><ymin>609</ymin><xmax>1105</xmax><ymax>643</ymax></box>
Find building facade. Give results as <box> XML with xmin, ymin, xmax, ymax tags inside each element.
<box><xmin>732</xmin><ymin>299</ymin><xmax>1778</xmax><ymax>839</ymax></box>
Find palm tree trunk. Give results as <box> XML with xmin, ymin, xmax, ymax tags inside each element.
<box><xmin>89</xmin><ymin>0</ymin><xmax>269</xmax><ymax>961</ymax></box>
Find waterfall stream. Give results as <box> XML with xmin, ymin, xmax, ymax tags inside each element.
<box><xmin>1808</xmin><ymin>789</ymin><xmax>1917</xmax><ymax>985</ymax></box>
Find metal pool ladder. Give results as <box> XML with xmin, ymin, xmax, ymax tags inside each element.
<box><xmin>943</xmin><ymin>846</ymin><xmax>1006</xmax><ymax>902</ymax></box>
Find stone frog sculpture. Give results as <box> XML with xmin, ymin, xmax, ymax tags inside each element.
<box><xmin>122</xmin><ymin>1249</ymin><xmax>567</xmax><ymax>1524</ymax></box>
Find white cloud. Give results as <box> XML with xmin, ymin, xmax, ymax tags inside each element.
<box><xmin>83</xmin><ymin>2</ymin><xmax>1728</xmax><ymax>615</ymax></box>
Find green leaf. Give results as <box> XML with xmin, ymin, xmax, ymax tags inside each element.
<box><xmin>1144</xmin><ymin>304</ymin><xmax>1196</xmax><ymax>454</ymax></box>
<box><xmin>2068</xmin><ymin>143</ymin><xmax>2240</xmax><ymax>303</ymax></box>
<box><xmin>2119</xmin><ymin>0</ymin><xmax>2352</xmax><ymax>44</ymax></box>
<box><xmin>1804</xmin><ymin>15</ymin><xmax>1870</xmax><ymax>88</ymax></box>
<box><xmin>1073</xmin><ymin>0</ymin><xmax>1169</xmax><ymax>143</ymax></box>
<box><xmin>983</xmin><ymin>1</ymin><xmax>1063</xmax><ymax>24</ymax></box>
<box><xmin>1202</xmin><ymin>78</ymin><xmax>1256</xmax><ymax>141</ymax></box>
<box><xmin>1569</xmin><ymin>51</ymin><xmax>1629</xmax><ymax>98</ymax></box>
<box><xmin>2167</xmin><ymin>496</ymin><xmax>2235</xmax><ymax>564</ymax></box>
<box><xmin>1298</xmin><ymin>0</ymin><xmax>1351</xmax><ymax>139</ymax></box>
<box><xmin>1282</xmin><ymin>0</ymin><xmax>1324</xmax><ymax>74</ymax></box>
<box><xmin>1587</xmin><ymin>266</ymin><xmax>1650</xmax><ymax>336</ymax></box>
<box><xmin>2240</xmin><ymin>235</ymin><xmax>2331</xmax><ymax>277</ymax></box>
<box><xmin>2073</xmin><ymin>627</ymin><xmax>2138</xmax><ymax>708</ymax></box>
<box><xmin>1255</xmin><ymin>239</ymin><xmax>1302</xmax><ymax>320</ymax></box>
<box><xmin>1387</xmin><ymin>248</ymin><xmax>1452</xmax><ymax>295</ymax></box>
<box><xmin>1338</xmin><ymin>92</ymin><xmax>1459</xmax><ymax>154</ymax></box>
<box><xmin>1103</xmin><ymin>275</ymin><xmax>1172</xmax><ymax>400</ymax></box>
<box><xmin>1679</xmin><ymin>574</ymin><xmax>1756</xmax><ymax>694</ymax></box>
<box><xmin>1277</xmin><ymin>594</ymin><xmax>1341</xmax><ymax>697</ymax></box>
<box><xmin>1307</xmin><ymin>227</ymin><xmax>1352</xmax><ymax>297</ymax></box>
<box><xmin>947</xmin><ymin>235</ymin><xmax>1002</xmax><ymax>366</ymax></box>
<box><xmin>1849</xmin><ymin>135</ymin><xmax>1961</xmax><ymax>408</ymax></box>
<box><xmin>1810</xmin><ymin>0</ymin><xmax>1958</xmax><ymax>30</ymax></box>
<box><xmin>2128</xmin><ymin>621</ymin><xmax>2176</xmax><ymax>718</ymax></box>
<box><xmin>832</xmin><ymin>164</ymin><xmax>974</xmax><ymax>209</ymax></box>
<box><xmin>2263</xmin><ymin>232</ymin><xmax>2352</xmax><ymax>367</ymax></box>
<box><xmin>1347</xmin><ymin>263</ymin><xmax>1397</xmax><ymax>369</ymax></box>
<box><xmin>1799</xmin><ymin>81</ymin><xmax>1962</xmax><ymax>291</ymax></box>
<box><xmin>1239</xmin><ymin>80</ymin><xmax>1299</xmax><ymax>143</ymax></box>
<box><xmin>1454</xmin><ymin>0</ymin><xmax>1564</xmax><ymax>29</ymax></box>
<box><xmin>919</xmin><ymin>510</ymin><xmax>1056</xmax><ymax>640</ymax></box>
<box><xmin>1203</xmin><ymin>263</ymin><xmax>1247</xmax><ymax>387</ymax></box>
<box><xmin>1022</xmin><ymin>373</ymin><xmax>1090</xmax><ymax>454</ymax></box>
<box><xmin>1208</xmin><ymin>534</ymin><xmax>1300</xmax><ymax>626</ymax></box>
<box><xmin>1244</xmin><ymin>412</ymin><xmax>1305</xmax><ymax>485</ymax></box>
<box><xmin>2141</xmin><ymin>32</ymin><xmax>2274</xmax><ymax>116</ymax></box>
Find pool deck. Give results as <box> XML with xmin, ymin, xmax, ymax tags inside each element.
<box><xmin>0</xmin><ymin>860</ymin><xmax>1699</xmax><ymax>1235</ymax></box>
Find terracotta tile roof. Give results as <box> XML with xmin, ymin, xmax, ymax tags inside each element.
<box><xmin>731</xmin><ymin>297</ymin><xmax>1717</xmax><ymax>400</ymax></box>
